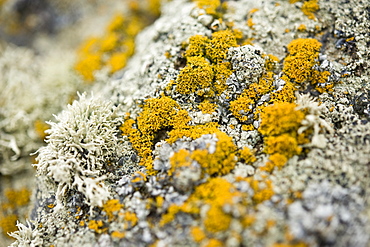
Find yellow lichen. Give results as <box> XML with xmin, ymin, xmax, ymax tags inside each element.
<box><xmin>176</xmin><ymin>56</ymin><xmax>214</xmax><ymax>95</ymax></box>
<box><xmin>194</xmin><ymin>0</ymin><xmax>221</xmax><ymax>16</ymax></box>
<box><xmin>205</xmin><ymin>30</ymin><xmax>237</xmax><ymax>64</ymax></box>
<box><xmin>198</xmin><ymin>100</ymin><xmax>217</xmax><ymax>114</ymax></box>
<box><xmin>259</xmin><ymin>102</ymin><xmax>305</xmax><ymax>137</ymax></box>
<box><xmin>301</xmin><ymin>0</ymin><xmax>319</xmax><ymax>20</ymax></box>
<box><xmin>191</xmin><ymin>226</ymin><xmax>206</xmax><ymax>243</ymax></box>
<box><xmin>204</xmin><ymin>205</ymin><xmax>232</xmax><ymax>233</ymax></box>
<box><xmin>185</xmin><ymin>35</ymin><xmax>209</xmax><ymax>58</ymax></box>
<box><xmin>88</xmin><ymin>220</ymin><xmax>107</xmax><ymax>234</ymax></box>
<box><xmin>239</xmin><ymin>147</ymin><xmax>256</xmax><ymax>164</ymax></box>
<box><xmin>34</xmin><ymin>120</ymin><xmax>50</xmax><ymax>141</ymax></box>
<box><xmin>102</xmin><ymin>199</ymin><xmax>123</xmax><ymax>221</ymax></box>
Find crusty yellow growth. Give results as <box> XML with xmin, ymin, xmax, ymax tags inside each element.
<box><xmin>206</xmin><ymin>30</ymin><xmax>237</xmax><ymax>63</ymax></box>
<box><xmin>192</xmin><ymin>132</ymin><xmax>237</xmax><ymax>176</ymax></box>
<box><xmin>121</xmin><ymin>97</ymin><xmax>191</xmax><ymax>174</ymax></box>
<box><xmin>272</xmin><ymin>242</ymin><xmax>308</xmax><ymax>247</ymax></box>
<box><xmin>204</xmin><ymin>205</ymin><xmax>232</xmax><ymax>233</ymax></box>
<box><xmin>123</xmin><ymin>211</ymin><xmax>138</xmax><ymax>229</ymax></box>
<box><xmin>297</xmin><ymin>24</ymin><xmax>307</xmax><ymax>32</ymax></box>
<box><xmin>264</xmin><ymin>54</ymin><xmax>280</xmax><ymax>71</ymax></box>
<box><xmin>194</xmin><ymin>0</ymin><xmax>221</xmax><ymax>16</ymax></box>
<box><xmin>283</xmin><ymin>38</ymin><xmax>321</xmax><ymax>84</ymax></box>
<box><xmin>230</xmin><ymin>72</ymin><xmax>274</xmax><ymax>122</ymax></box>
<box><xmin>75</xmin><ymin>1</ymin><xmax>162</xmax><ymax>81</ymax></box>
<box><xmin>191</xmin><ymin>226</ymin><xmax>206</xmax><ymax>243</ymax></box>
<box><xmin>205</xmin><ymin>238</ymin><xmax>223</xmax><ymax>247</ymax></box>
<box><xmin>169</xmin><ymin>131</ymin><xmax>237</xmax><ymax>176</ymax></box>
<box><xmin>248</xmin><ymin>178</ymin><xmax>274</xmax><ymax>204</ymax></box>
<box><xmin>259</xmin><ymin>102</ymin><xmax>305</xmax><ymax>137</ymax></box>
<box><xmin>239</xmin><ymin>147</ymin><xmax>257</xmax><ymax>164</ymax></box>
<box><xmin>88</xmin><ymin>220</ymin><xmax>107</xmax><ymax>234</ymax></box>
<box><xmin>301</xmin><ymin>0</ymin><xmax>319</xmax><ymax>20</ymax></box>
<box><xmin>167</xmin><ymin>122</ymin><xmax>219</xmax><ymax>144</ymax></box>
<box><xmin>176</xmin><ymin>56</ymin><xmax>214</xmax><ymax>95</ymax></box>
<box><xmin>185</xmin><ymin>35</ymin><xmax>208</xmax><ymax>58</ymax></box>
<box><xmin>160</xmin><ymin>177</ymin><xmax>241</xmax><ymax>235</ymax></box>
<box><xmin>259</xmin><ymin>102</ymin><xmax>306</xmax><ymax>171</ymax></box>
<box><xmin>178</xmin><ymin>31</ymin><xmax>236</xmax><ymax>97</ymax></box>
<box><xmin>34</xmin><ymin>120</ymin><xmax>50</xmax><ymax>141</ymax></box>
<box><xmin>264</xmin><ymin>134</ymin><xmax>302</xmax><ymax>158</ymax></box>
<box><xmin>229</xmin><ymin>96</ymin><xmax>254</xmax><ymax>122</ymax></box>
<box><xmin>198</xmin><ymin>100</ymin><xmax>217</xmax><ymax>114</ymax></box>
<box><xmin>102</xmin><ymin>199</ymin><xmax>123</xmax><ymax>221</ymax></box>
<box><xmin>212</xmin><ymin>62</ymin><xmax>233</xmax><ymax>93</ymax></box>
<box><xmin>269</xmin><ymin>80</ymin><xmax>296</xmax><ymax>103</ymax></box>
<box><xmin>4</xmin><ymin>188</ymin><xmax>31</xmax><ymax>209</ymax></box>
<box><xmin>283</xmin><ymin>38</ymin><xmax>333</xmax><ymax>92</ymax></box>
<box><xmin>111</xmin><ymin>231</ymin><xmax>126</xmax><ymax>239</ymax></box>
<box><xmin>0</xmin><ymin>214</ymin><xmax>17</xmax><ymax>238</ymax></box>
<box><xmin>169</xmin><ymin>149</ymin><xmax>192</xmax><ymax>176</ymax></box>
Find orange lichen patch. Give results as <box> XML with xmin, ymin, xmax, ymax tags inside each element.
<box><xmin>241</xmin><ymin>124</ymin><xmax>254</xmax><ymax>131</ymax></box>
<box><xmin>264</xmin><ymin>54</ymin><xmax>280</xmax><ymax>71</ymax></box>
<box><xmin>34</xmin><ymin>120</ymin><xmax>50</xmax><ymax>141</ymax></box>
<box><xmin>301</xmin><ymin>0</ymin><xmax>319</xmax><ymax>20</ymax></box>
<box><xmin>166</xmin><ymin>122</ymin><xmax>219</xmax><ymax>144</ymax></box>
<box><xmin>176</xmin><ymin>56</ymin><xmax>214</xmax><ymax>96</ymax></box>
<box><xmin>264</xmin><ymin>134</ymin><xmax>302</xmax><ymax>157</ymax></box>
<box><xmin>204</xmin><ymin>205</ymin><xmax>232</xmax><ymax>233</ymax></box>
<box><xmin>239</xmin><ymin>147</ymin><xmax>257</xmax><ymax>164</ymax></box>
<box><xmin>4</xmin><ymin>188</ymin><xmax>31</xmax><ymax>208</ymax></box>
<box><xmin>192</xmin><ymin>132</ymin><xmax>237</xmax><ymax>176</ymax></box>
<box><xmin>259</xmin><ymin>102</ymin><xmax>305</xmax><ymax>137</ymax></box>
<box><xmin>205</xmin><ymin>239</ymin><xmax>224</xmax><ymax>247</ymax></box>
<box><xmin>212</xmin><ymin>62</ymin><xmax>233</xmax><ymax>93</ymax></box>
<box><xmin>88</xmin><ymin>220</ymin><xmax>107</xmax><ymax>234</ymax></box>
<box><xmin>123</xmin><ymin>211</ymin><xmax>138</xmax><ymax>229</ymax></box>
<box><xmin>191</xmin><ymin>226</ymin><xmax>206</xmax><ymax>243</ymax></box>
<box><xmin>297</xmin><ymin>24</ymin><xmax>307</xmax><ymax>32</ymax></box>
<box><xmin>169</xmin><ymin>131</ymin><xmax>237</xmax><ymax>176</ymax></box>
<box><xmin>263</xmin><ymin>153</ymin><xmax>288</xmax><ymax>172</ymax></box>
<box><xmin>206</xmin><ymin>30</ymin><xmax>237</xmax><ymax>64</ymax></box>
<box><xmin>283</xmin><ymin>38</ymin><xmax>322</xmax><ymax>84</ymax></box>
<box><xmin>111</xmin><ymin>231</ymin><xmax>126</xmax><ymax>239</ymax></box>
<box><xmin>247</xmin><ymin>18</ymin><xmax>255</xmax><ymax>28</ymax></box>
<box><xmin>0</xmin><ymin>214</ymin><xmax>17</xmax><ymax>238</ymax></box>
<box><xmin>193</xmin><ymin>0</ymin><xmax>222</xmax><ymax>16</ymax></box>
<box><xmin>169</xmin><ymin>149</ymin><xmax>192</xmax><ymax>176</ymax></box>
<box><xmin>242</xmin><ymin>214</ymin><xmax>256</xmax><ymax>227</ymax></box>
<box><xmin>107</xmin><ymin>52</ymin><xmax>128</xmax><ymax>73</ymax></box>
<box><xmin>229</xmin><ymin>72</ymin><xmax>275</xmax><ymax>122</ymax></box>
<box><xmin>185</xmin><ymin>35</ymin><xmax>209</xmax><ymax>58</ymax></box>
<box><xmin>198</xmin><ymin>100</ymin><xmax>217</xmax><ymax>114</ymax></box>
<box><xmin>248</xmin><ymin>178</ymin><xmax>274</xmax><ymax>204</ymax></box>
<box><xmin>259</xmin><ymin>102</ymin><xmax>308</xmax><ymax>171</ymax></box>
<box><xmin>271</xmin><ymin>241</ymin><xmax>308</xmax><ymax>247</ymax></box>
<box><xmin>121</xmin><ymin>97</ymin><xmax>191</xmax><ymax>174</ymax></box>
<box><xmin>249</xmin><ymin>8</ymin><xmax>259</xmax><ymax>14</ymax></box>
<box><xmin>102</xmin><ymin>199</ymin><xmax>123</xmax><ymax>221</ymax></box>
<box><xmin>75</xmin><ymin>1</ymin><xmax>161</xmax><ymax>81</ymax></box>
<box><xmin>269</xmin><ymin>80</ymin><xmax>297</xmax><ymax>103</ymax></box>
<box><xmin>229</xmin><ymin>95</ymin><xmax>254</xmax><ymax>122</ymax></box>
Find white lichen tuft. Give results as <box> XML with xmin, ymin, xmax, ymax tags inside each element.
<box><xmin>8</xmin><ymin>220</ymin><xmax>43</xmax><ymax>247</ymax></box>
<box><xmin>35</xmin><ymin>93</ymin><xmax>121</xmax><ymax>209</ymax></box>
